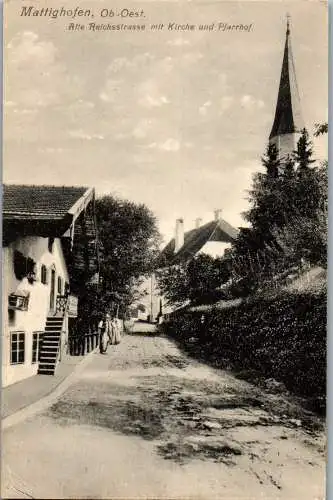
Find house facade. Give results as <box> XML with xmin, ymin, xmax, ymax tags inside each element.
<box><xmin>2</xmin><ymin>185</ymin><xmax>99</xmax><ymax>387</ymax></box>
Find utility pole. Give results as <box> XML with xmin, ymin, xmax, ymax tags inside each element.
<box><xmin>150</xmin><ymin>273</ymin><xmax>154</xmax><ymax>323</ymax></box>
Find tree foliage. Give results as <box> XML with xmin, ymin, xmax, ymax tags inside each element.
<box><xmin>230</xmin><ymin>128</ymin><xmax>327</xmax><ymax>292</ymax></box>
<box><xmin>156</xmin><ymin>254</ymin><xmax>231</xmax><ymax>307</ymax></box>
<box><xmin>314</xmin><ymin>122</ymin><xmax>328</xmax><ymax>137</ymax></box>
<box><xmin>93</xmin><ymin>196</ymin><xmax>161</xmax><ymax>315</ymax></box>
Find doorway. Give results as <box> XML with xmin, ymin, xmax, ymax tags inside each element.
<box><xmin>50</xmin><ymin>269</ymin><xmax>56</xmax><ymax>312</ymax></box>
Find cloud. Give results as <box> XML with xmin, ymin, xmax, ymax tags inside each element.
<box><xmin>138</xmin><ymin>79</ymin><xmax>170</xmax><ymax>108</ymax></box>
<box><xmin>132</xmin><ymin>119</ymin><xmax>153</xmax><ymax>139</ymax></box>
<box><xmin>240</xmin><ymin>95</ymin><xmax>265</xmax><ymax>110</ymax></box>
<box><xmin>139</xmin><ymin>94</ymin><xmax>170</xmax><ymax>108</ymax></box>
<box><xmin>7</xmin><ymin>31</ymin><xmax>57</xmax><ymax>67</ymax></box>
<box><xmin>220</xmin><ymin>96</ymin><xmax>234</xmax><ymax>112</ymax></box>
<box><xmin>167</xmin><ymin>38</ymin><xmax>190</xmax><ymax>47</ymax></box>
<box><xmin>99</xmin><ymin>79</ymin><xmax>122</xmax><ymax>103</ymax></box>
<box><xmin>38</xmin><ymin>147</ymin><xmax>64</xmax><ymax>154</ymax></box>
<box><xmin>106</xmin><ymin>53</ymin><xmax>154</xmax><ymax>74</ymax></box>
<box><xmin>6</xmin><ymin>31</ymin><xmax>81</xmax><ymax>108</ymax></box>
<box><xmin>199</xmin><ymin>101</ymin><xmax>212</xmax><ymax>116</ymax></box>
<box><xmin>69</xmin><ymin>99</ymin><xmax>95</xmax><ymax>110</ymax></box>
<box><xmin>4</xmin><ymin>100</ymin><xmax>16</xmax><ymax>107</ymax></box>
<box><xmin>182</xmin><ymin>52</ymin><xmax>204</xmax><ymax>64</ymax></box>
<box><xmin>69</xmin><ymin>129</ymin><xmax>104</xmax><ymax>140</ymax></box>
<box><xmin>140</xmin><ymin>138</ymin><xmax>181</xmax><ymax>152</ymax></box>
<box><xmin>160</xmin><ymin>138</ymin><xmax>180</xmax><ymax>151</ymax></box>
<box><xmin>11</xmin><ymin>108</ymin><xmax>38</xmax><ymax>115</ymax></box>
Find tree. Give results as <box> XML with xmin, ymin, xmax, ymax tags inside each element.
<box><xmin>314</xmin><ymin>122</ymin><xmax>328</xmax><ymax>137</ymax></box>
<box><xmin>156</xmin><ymin>263</ymin><xmax>189</xmax><ymax>308</ymax></box>
<box><xmin>94</xmin><ymin>196</ymin><xmax>161</xmax><ymax>316</ymax></box>
<box><xmin>156</xmin><ymin>254</ymin><xmax>231</xmax><ymax>307</ymax></box>
<box><xmin>294</xmin><ymin>128</ymin><xmax>315</xmax><ymax>174</ymax></box>
<box><xmin>229</xmin><ymin>126</ymin><xmax>327</xmax><ymax>293</ymax></box>
<box><xmin>243</xmin><ymin>143</ymin><xmax>286</xmax><ymax>244</ymax></box>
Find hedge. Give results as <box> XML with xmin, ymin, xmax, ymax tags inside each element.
<box><xmin>161</xmin><ymin>290</ymin><xmax>326</xmax><ymax>409</ymax></box>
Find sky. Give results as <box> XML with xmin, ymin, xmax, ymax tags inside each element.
<box><xmin>4</xmin><ymin>0</ymin><xmax>328</xmax><ymax>245</ymax></box>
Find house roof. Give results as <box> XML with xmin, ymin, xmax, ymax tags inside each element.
<box><xmin>269</xmin><ymin>19</ymin><xmax>304</xmax><ymax>140</ymax></box>
<box><xmin>3</xmin><ymin>185</ymin><xmax>90</xmax><ymax>220</ymax></box>
<box><xmin>159</xmin><ymin>218</ymin><xmax>239</xmax><ymax>267</ymax></box>
<box><xmin>2</xmin><ymin>184</ymin><xmax>95</xmax><ymax>242</ymax></box>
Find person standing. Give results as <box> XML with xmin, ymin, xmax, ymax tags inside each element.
<box><xmin>98</xmin><ymin>312</ymin><xmax>112</xmax><ymax>353</ymax></box>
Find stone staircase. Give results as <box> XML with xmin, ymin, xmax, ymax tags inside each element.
<box><xmin>37</xmin><ymin>316</ymin><xmax>64</xmax><ymax>375</ymax></box>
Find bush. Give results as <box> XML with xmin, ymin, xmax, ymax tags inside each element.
<box><xmin>162</xmin><ymin>290</ymin><xmax>326</xmax><ymax>406</ymax></box>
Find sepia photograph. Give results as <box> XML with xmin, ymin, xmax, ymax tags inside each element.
<box><xmin>2</xmin><ymin>0</ymin><xmax>328</xmax><ymax>498</ymax></box>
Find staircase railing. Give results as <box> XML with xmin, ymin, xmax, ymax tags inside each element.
<box><xmin>56</xmin><ymin>294</ymin><xmax>68</xmax><ymax>315</ymax></box>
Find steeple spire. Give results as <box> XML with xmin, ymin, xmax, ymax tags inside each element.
<box><xmin>269</xmin><ymin>16</ymin><xmax>304</xmax><ymax>160</ymax></box>
<box><xmin>286</xmin><ymin>12</ymin><xmax>291</xmax><ymax>35</ymax></box>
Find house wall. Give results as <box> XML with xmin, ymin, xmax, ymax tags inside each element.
<box><xmin>197</xmin><ymin>241</ymin><xmax>232</xmax><ymax>258</ymax></box>
<box><xmin>132</xmin><ymin>274</ymin><xmax>161</xmax><ymax>322</ymax></box>
<box><xmin>2</xmin><ymin>237</ymin><xmax>69</xmax><ymax>387</ymax></box>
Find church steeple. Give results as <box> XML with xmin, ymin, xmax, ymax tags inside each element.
<box><xmin>269</xmin><ymin>16</ymin><xmax>305</xmax><ymax>160</ymax></box>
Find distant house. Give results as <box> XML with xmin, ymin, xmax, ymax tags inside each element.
<box><xmin>2</xmin><ymin>185</ymin><xmax>99</xmax><ymax>387</ymax></box>
<box><xmin>136</xmin><ymin>210</ymin><xmax>239</xmax><ymax>322</ymax></box>
<box><xmin>159</xmin><ymin>210</ymin><xmax>239</xmax><ymax>267</ymax></box>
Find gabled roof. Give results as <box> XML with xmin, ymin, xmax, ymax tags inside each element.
<box><xmin>269</xmin><ymin>19</ymin><xmax>304</xmax><ymax>140</ymax></box>
<box><xmin>159</xmin><ymin>218</ymin><xmax>239</xmax><ymax>267</ymax></box>
<box><xmin>3</xmin><ymin>184</ymin><xmax>95</xmax><ymax>241</ymax></box>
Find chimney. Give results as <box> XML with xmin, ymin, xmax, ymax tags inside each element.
<box><xmin>214</xmin><ymin>209</ymin><xmax>222</xmax><ymax>221</ymax></box>
<box><xmin>175</xmin><ymin>218</ymin><xmax>184</xmax><ymax>252</ymax></box>
<box><xmin>195</xmin><ymin>218</ymin><xmax>202</xmax><ymax>229</ymax></box>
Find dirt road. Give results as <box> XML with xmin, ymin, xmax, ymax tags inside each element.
<box><xmin>2</xmin><ymin>330</ymin><xmax>325</xmax><ymax>499</ymax></box>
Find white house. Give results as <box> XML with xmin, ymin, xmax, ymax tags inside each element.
<box><xmin>2</xmin><ymin>185</ymin><xmax>99</xmax><ymax>387</ymax></box>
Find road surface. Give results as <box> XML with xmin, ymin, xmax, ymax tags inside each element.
<box><xmin>2</xmin><ymin>328</ymin><xmax>325</xmax><ymax>499</ymax></box>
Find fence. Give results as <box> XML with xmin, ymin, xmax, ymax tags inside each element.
<box><xmin>68</xmin><ymin>331</ymin><xmax>100</xmax><ymax>356</ymax></box>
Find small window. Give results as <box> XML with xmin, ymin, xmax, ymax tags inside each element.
<box><xmin>10</xmin><ymin>332</ymin><xmax>25</xmax><ymax>365</ymax></box>
<box><xmin>32</xmin><ymin>332</ymin><xmax>44</xmax><ymax>364</ymax></box>
<box><xmin>48</xmin><ymin>238</ymin><xmax>54</xmax><ymax>253</ymax></box>
<box><xmin>57</xmin><ymin>277</ymin><xmax>63</xmax><ymax>295</ymax></box>
<box><xmin>41</xmin><ymin>265</ymin><xmax>48</xmax><ymax>285</ymax></box>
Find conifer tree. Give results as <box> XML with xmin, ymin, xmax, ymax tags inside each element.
<box><xmin>293</xmin><ymin>129</ymin><xmax>318</xmax><ymax>217</ymax></box>
<box><xmin>294</xmin><ymin>128</ymin><xmax>315</xmax><ymax>174</ymax></box>
<box><xmin>244</xmin><ymin>142</ymin><xmax>284</xmax><ymax>239</ymax></box>
<box><xmin>262</xmin><ymin>143</ymin><xmax>280</xmax><ymax>179</ymax></box>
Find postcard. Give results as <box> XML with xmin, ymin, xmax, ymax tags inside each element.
<box><xmin>2</xmin><ymin>0</ymin><xmax>328</xmax><ymax>498</ymax></box>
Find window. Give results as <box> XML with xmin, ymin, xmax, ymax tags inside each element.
<box><xmin>57</xmin><ymin>276</ymin><xmax>63</xmax><ymax>294</ymax></box>
<box><xmin>10</xmin><ymin>332</ymin><xmax>25</xmax><ymax>364</ymax></box>
<box><xmin>48</xmin><ymin>238</ymin><xmax>54</xmax><ymax>253</ymax></box>
<box><xmin>13</xmin><ymin>251</ymin><xmax>36</xmax><ymax>282</ymax></box>
<box><xmin>41</xmin><ymin>265</ymin><xmax>48</xmax><ymax>285</ymax></box>
<box><xmin>32</xmin><ymin>332</ymin><xmax>44</xmax><ymax>364</ymax></box>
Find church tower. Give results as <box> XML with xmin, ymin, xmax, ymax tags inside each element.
<box><xmin>269</xmin><ymin>17</ymin><xmax>305</xmax><ymax>161</ymax></box>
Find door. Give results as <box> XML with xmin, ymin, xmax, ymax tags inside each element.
<box><xmin>50</xmin><ymin>269</ymin><xmax>56</xmax><ymax>312</ymax></box>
